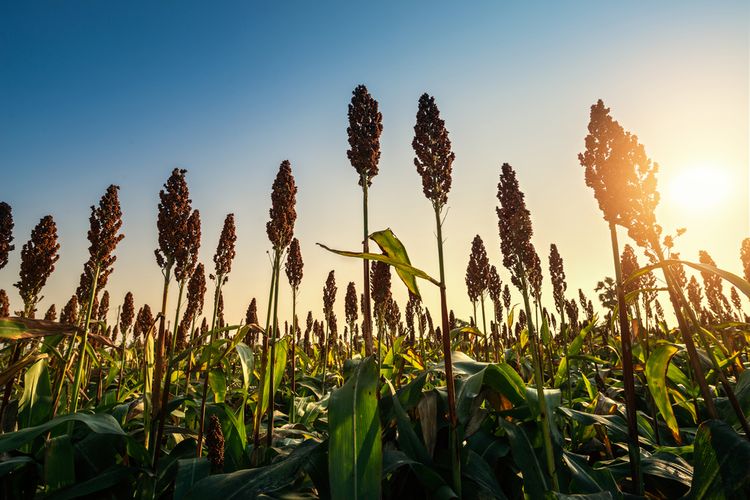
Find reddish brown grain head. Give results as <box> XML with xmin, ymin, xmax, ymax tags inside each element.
<box><xmin>155</xmin><ymin>168</ymin><xmax>192</xmax><ymax>272</ymax></box>
<box><xmin>266</xmin><ymin>160</ymin><xmax>297</xmax><ymax>251</ymax></box>
<box><xmin>206</xmin><ymin>415</ymin><xmax>225</xmax><ymax>472</ymax></box>
<box><xmin>548</xmin><ymin>244</ymin><xmax>567</xmax><ymax>313</ymax></box>
<box><xmin>0</xmin><ymin>289</ymin><xmax>8</xmax><ymax>317</ymax></box>
<box><xmin>347</xmin><ymin>85</ymin><xmax>383</xmax><ymax>188</ymax></box>
<box><xmin>61</xmin><ymin>295</ymin><xmax>79</xmax><ymax>325</ymax></box>
<box><xmin>345</xmin><ymin>281</ymin><xmax>358</xmax><ymax>326</ymax></box>
<box><xmin>0</xmin><ymin>202</ymin><xmax>14</xmax><ymax>270</ymax></box>
<box><xmin>413</xmin><ymin>93</ymin><xmax>455</xmax><ymax>209</ymax></box>
<box><xmin>496</xmin><ymin>163</ymin><xmax>539</xmax><ymax>293</ymax></box>
<box><xmin>213</xmin><ymin>214</ymin><xmax>236</xmax><ymax>281</ymax></box>
<box><xmin>16</xmin><ymin>215</ymin><xmax>60</xmax><ymax>316</ymax></box>
<box><xmin>120</xmin><ymin>292</ymin><xmax>135</xmax><ymax>333</ymax></box>
<box><xmin>465</xmin><ymin>235</ymin><xmax>489</xmax><ymax>303</ymax></box>
<box><xmin>285</xmin><ymin>237</ymin><xmax>304</xmax><ymax>290</ymax></box>
<box><xmin>323</xmin><ymin>270</ymin><xmax>337</xmax><ymax>323</ymax></box>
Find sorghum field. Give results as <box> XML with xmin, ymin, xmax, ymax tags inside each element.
<box><xmin>1</xmin><ymin>87</ymin><xmax>749</xmax><ymax>499</ymax></box>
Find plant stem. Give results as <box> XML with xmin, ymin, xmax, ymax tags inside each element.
<box><xmin>519</xmin><ymin>268</ymin><xmax>559</xmax><ymax>491</ymax></box>
<box><xmin>70</xmin><ymin>263</ymin><xmax>101</xmax><ymax>413</ymax></box>
<box><xmin>434</xmin><ymin>205</ymin><xmax>460</xmax><ymax>494</ymax></box>
<box><xmin>266</xmin><ymin>250</ymin><xmax>282</xmax><ymax>448</ymax></box>
<box><xmin>608</xmin><ymin>222</ymin><xmax>642</xmax><ymax>495</ymax></box>
<box><xmin>196</xmin><ymin>275</ymin><xmax>223</xmax><ymax>457</ymax></box>
<box><xmin>361</xmin><ymin>177</ymin><xmax>373</xmax><ymax>356</ymax></box>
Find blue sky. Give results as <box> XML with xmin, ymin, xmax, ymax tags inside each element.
<box><xmin>1</xmin><ymin>1</ymin><xmax>748</xmax><ymax>327</ymax></box>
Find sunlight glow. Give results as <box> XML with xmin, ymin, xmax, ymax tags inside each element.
<box><xmin>666</xmin><ymin>165</ymin><xmax>731</xmax><ymax>213</ymax></box>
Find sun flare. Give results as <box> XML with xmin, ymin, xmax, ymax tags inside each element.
<box><xmin>666</xmin><ymin>165</ymin><xmax>731</xmax><ymax>213</ymax></box>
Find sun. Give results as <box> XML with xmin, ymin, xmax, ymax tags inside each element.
<box><xmin>666</xmin><ymin>165</ymin><xmax>731</xmax><ymax>213</ymax></box>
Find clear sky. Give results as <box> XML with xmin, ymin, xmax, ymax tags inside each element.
<box><xmin>1</xmin><ymin>1</ymin><xmax>748</xmax><ymax>330</ymax></box>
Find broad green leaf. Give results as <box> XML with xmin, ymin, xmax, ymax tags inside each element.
<box><xmin>17</xmin><ymin>358</ymin><xmax>52</xmax><ymax>430</ymax></box>
<box><xmin>562</xmin><ymin>451</ymin><xmax>621</xmax><ymax>498</ymax></box>
<box><xmin>386</xmin><ymin>381</ymin><xmax>431</xmax><ymax>465</ymax></box>
<box><xmin>0</xmin><ymin>413</ymin><xmax>125</xmax><ymax>454</ymax></box>
<box><xmin>209</xmin><ymin>369</ymin><xmax>227</xmax><ymax>403</ymax></box>
<box><xmin>185</xmin><ymin>439</ymin><xmax>322</xmax><ymax>499</ymax></box>
<box><xmin>328</xmin><ymin>355</ymin><xmax>381</xmax><ymax>500</ymax></box>
<box><xmin>43</xmin><ymin>465</ymin><xmax>135</xmax><ymax>500</ymax></box>
<box><xmin>369</xmin><ymin>228</ymin><xmax>422</xmax><ymax>297</ymax></box>
<box><xmin>645</xmin><ymin>342</ymin><xmax>681</xmax><ymax>443</ymax></box>
<box><xmin>174</xmin><ymin>458</ymin><xmax>210</xmax><ymax>500</ymax></box>
<box><xmin>256</xmin><ymin>337</ymin><xmax>288</xmax><ymax>423</ymax></box>
<box><xmin>498</xmin><ymin>419</ymin><xmax>548</xmax><ymax>498</ymax></box>
<box><xmin>317</xmin><ymin>242</ymin><xmax>440</xmax><ymax>292</ymax></box>
<box><xmin>554</xmin><ymin>322</ymin><xmax>594</xmax><ymax>388</ymax></box>
<box><xmin>45</xmin><ymin>434</ymin><xmax>75</xmax><ymax>492</ymax></box>
<box><xmin>235</xmin><ymin>342</ymin><xmax>254</xmax><ymax>390</ymax></box>
<box><xmin>382</xmin><ymin>450</ymin><xmax>456</xmax><ymax>499</ymax></box>
<box><xmin>690</xmin><ymin>420</ymin><xmax>750</xmax><ymax>499</ymax></box>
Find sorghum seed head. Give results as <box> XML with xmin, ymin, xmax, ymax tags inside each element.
<box><xmin>155</xmin><ymin>168</ymin><xmax>192</xmax><ymax>272</ymax></box>
<box><xmin>413</xmin><ymin>93</ymin><xmax>455</xmax><ymax>209</ymax></box>
<box><xmin>206</xmin><ymin>415</ymin><xmax>225</xmax><ymax>472</ymax></box>
<box><xmin>465</xmin><ymin>235</ymin><xmax>489</xmax><ymax>303</ymax></box>
<box><xmin>323</xmin><ymin>270</ymin><xmax>337</xmax><ymax>323</ymax></box>
<box><xmin>61</xmin><ymin>295</ymin><xmax>79</xmax><ymax>325</ymax></box>
<box><xmin>120</xmin><ymin>292</ymin><xmax>135</xmax><ymax>333</ymax></box>
<box><xmin>345</xmin><ymin>281</ymin><xmax>358</xmax><ymax>325</ymax></box>
<box><xmin>578</xmin><ymin>100</ymin><xmax>661</xmax><ymax>251</ymax></box>
<box><xmin>347</xmin><ymin>85</ymin><xmax>383</xmax><ymax>188</ymax></box>
<box><xmin>285</xmin><ymin>237</ymin><xmax>303</xmax><ymax>291</ymax></box>
<box><xmin>548</xmin><ymin>244</ymin><xmax>567</xmax><ymax>313</ymax></box>
<box><xmin>0</xmin><ymin>289</ymin><xmax>10</xmax><ymax>317</ymax></box>
<box><xmin>213</xmin><ymin>214</ymin><xmax>236</xmax><ymax>280</ymax></box>
<box><xmin>15</xmin><ymin>215</ymin><xmax>60</xmax><ymax>316</ymax></box>
<box><xmin>266</xmin><ymin>160</ymin><xmax>297</xmax><ymax>251</ymax></box>
<box><xmin>0</xmin><ymin>202</ymin><xmax>14</xmax><ymax>270</ymax></box>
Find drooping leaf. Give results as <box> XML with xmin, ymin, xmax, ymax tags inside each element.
<box><xmin>328</xmin><ymin>355</ymin><xmax>381</xmax><ymax>500</ymax></box>
<box><xmin>317</xmin><ymin>242</ymin><xmax>440</xmax><ymax>295</ymax></box>
<box><xmin>645</xmin><ymin>342</ymin><xmax>681</xmax><ymax>443</ymax></box>
<box><xmin>17</xmin><ymin>358</ymin><xmax>52</xmax><ymax>430</ymax></box>
<box><xmin>185</xmin><ymin>439</ymin><xmax>322</xmax><ymax>499</ymax></box>
<box><xmin>689</xmin><ymin>420</ymin><xmax>750</xmax><ymax>499</ymax></box>
<box><xmin>370</xmin><ymin>228</ymin><xmax>423</xmax><ymax>298</ymax></box>
<box><xmin>498</xmin><ymin>419</ymin><xmax>548</xmax><ymax>498</ymax></box>
<box><xmin>44</xmin><ymin>434</ymin><xmax>75</xmax><ymax>491</ymax></box>
<box><xmin>174</xmin><ymin>458</ymin><xmax>210</xmax><ymax>500</ymax></box>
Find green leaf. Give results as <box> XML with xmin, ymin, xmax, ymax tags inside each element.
<box><xmin>645</xmin><ymin>342</ymin><xmax>681</xmax><ymax>443</ymax></box>
<box><xmin>209</xmin><ymin>369</ymin><xmax>227</xmax><ymax>403</ymax></box>
<box><xmin>382</xmin><ymin>450</ymin><xmax>457</xmax><ymax>499</ymax></box>
<box><xmin>562</xmin><ymin>451</ymin><xmax>621</xmax><ymax>498</ymax></box>
<box><xmin>43</xmin><ymin>466</ymin><xmax>135</xmax><ymax>500</ymax></box>
<box><xmin>235</xmin><ymin>342</ymin><xmax>254</xmax><ymax>391</ymax></box>
<box><xmin>185</xmin><ymin>439</ymin><xmax>322</xmax><ymax>498</ymax></box>
<box><xmin>498</xmin><ymin>419</ymin><xmax>548</xmax><ymax>498</ymax></box>
<box><xmin>386</xmin><ymin>381</ymin><xmax>431</xmax><ymax>465</ymax></box>
<box><xmin>17</xmin><ymin>358</ymin><xmax>52</xmax><ymax>430</ymax></box>
<box><xmin>45</xmin><ymin>434</ymin><xmax>75</xmax><ymax>491</ymax></box>
<box><xmin>328</xmin><ymin>355</ymin><xmax>381</xmax><ymax>500</ymax></box>
<box><xmin>689</xmin><ymin>420</ymin><xmax>750</xmax><ymax>499</ymax></box>
<box><xmin>0</xmin><ymin>413</ymin><xmax>125</xmax><ymax>454</ymax></box>
<box><xmin>555</xmin><ymin>322</ymin><xmax>593</xmax><ymax>388</ymax></box>
<box><xmin>257</xmin><ymin>337</ymin><xmax>288</xmax><ymax>422</ymax></box>
<box><xmin>317</xmin><ymin>240</ymin><xmax>440</xmax><ymax>294</ymax></box>
<box><xmin>369</xmin><ymin>228</ymin><xmax>423</xmax><ymax>297</ymax></box>
<box><xmin>174</xmin><ymin>458</ymin><xmax>210</xmax><ymax>500</ymax></box>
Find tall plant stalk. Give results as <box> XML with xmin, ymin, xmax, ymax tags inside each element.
<box><xmin>608</xmin><ymin>223</ymin><xmax>642</xmax><ymax>493</ymax></box>
<box><xmin>265</xmin><ymin>250</ymin><xmax>282</xmax><ymax>447</ymax></box>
